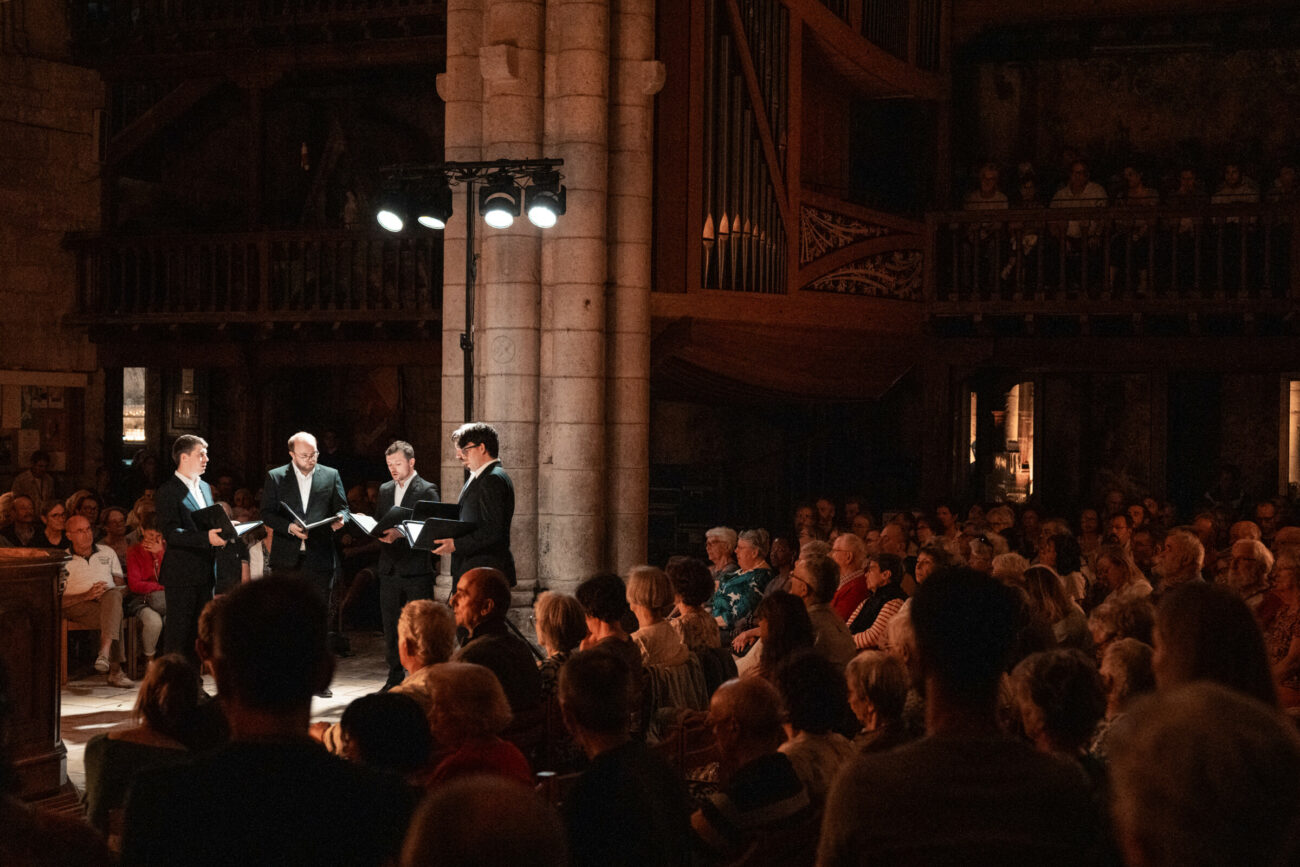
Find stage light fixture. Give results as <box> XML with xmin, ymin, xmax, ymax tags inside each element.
<box><xmin>479</xmin><ymin>173</ymin><xmax>521</xmax><ymax>229</ymax></box>
<box><xmin>376</xmin><ymin>187</ymin><xmax>410</xmax><ymax>233</ymax></box>
<box><xmin>415</xmin><ymin>178</ymin><xmax>454</xmax><ymax>230</ymax></box>
<box><xmin>525</xmin><ymin>171</ymin><xmax>567</xmax><ymax>228</ymax></box>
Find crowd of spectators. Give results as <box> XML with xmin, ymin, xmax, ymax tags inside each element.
<box><xmin>6</xmin><ymin>444</ymin><xmax>1300</xmax><ymax>865</ymax></box>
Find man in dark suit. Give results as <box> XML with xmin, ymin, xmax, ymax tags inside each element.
<box><xmin>156</xmin><ymin>435</ymin><xmax>228</xmax><ymax>664</ymax></box>
<box><xmin>433</xmin><ymin>422</ymin><xmax>515</xmax><ymax>590</ymax></box>
<box><xmin>375</xmin><ymin>439</ymin><xmax>439</xmax><ymax>689</ymax></box>
<box><xmin>260</xmin><ymin>431</ymin><xmax>348</xmax><ymax>692</ymax></box>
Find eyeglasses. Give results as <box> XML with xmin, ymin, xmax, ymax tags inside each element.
<box><xmin>294</xmin><ymin>451</ymin><xmax>320</xmax><ymax>460</ymax></box>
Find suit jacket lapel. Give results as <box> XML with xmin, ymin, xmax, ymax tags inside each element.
<box><xmin>458</xmin><ymin>472</ymin><xmax>474</xmax><ymax>502</ymax></box>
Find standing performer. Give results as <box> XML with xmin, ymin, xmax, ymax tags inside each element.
<box><xmin>156</xmin><ymin>435</ymin><xmax>225</xmax><ymax>665</ymax></box>
<box><xmin>261</xmin><ymin>431</ymin><xmax>348</xmax><ymax>694</ymax></box>
<box><xmin>433</xmin><ymin>422</ymin><xmax>515</xmax><ymax>590</ymax></box>
<box><xmin>375</xmin><ymin>440</ymin><xmax>439</xmax><ymax>690</ymax></box>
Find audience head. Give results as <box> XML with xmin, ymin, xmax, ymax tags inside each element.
<box><xmin>830</xmin><ymin>533</ymin><xmax>867</xmax><ymax>574</ymax></box>
<box><xmin>575</xmin><ymin>572</ymin><xmax>632</xmax><ymax>630</ymax></box>
<box><xmin>1109</xmin><ymin>683</ymin><xmax>1300</xmax><ymax>867</ymax></box>
<box><xmin>705</xmin><ymin>526</ymin><xmax>738</xmax><ymax>562</ymax></box>
<box><xmin>401</xmin><ymin>776</ymin><xmax>567</xmax><ymax>867</ymax></box>
<box><xmin>768</xmin><ymin>536</ymin><xmax>796</xmax><ymax>571</ymax></box>
<box><xmin>911</xmin><ymin>567</ymin><xmax>1021</xmax><ymax>711</ymax></box>
<box><xmin>559</xmin><ymin>649</ymin><xmax>632</xmax><ymax>738</ymax></box>
<box><xmin>532</xmin><ymin>591</ymin><xmax>588</xmax><ymax>655</ymax></box>
<box><xmin>426</xmin><ymin>662</ymin><xmax>513</xmax><ymax>746</ymax></box>
<box><xmin>845</xmin><ymin>650</ymin><xmax>909</xmax><ymax>732</ymax></box>
<box><xmin>9</xmin><ymin>494</ymin><xmax>34</xmax><ymax>525</ymax></box>
<box><xmin>1048</xmin><ymin>532</ymin><xmax>1083</xmax><ymax>575</ymax></box>
<box><xmin>708</xmin><ymin>677</ymin><xmax>786</xmax><ymax>757</ymax></box>
<box><xmin>625</xmin><ymin>565</ymin><xmax>674</xmax><ymax>619</ymax></box>
<box><xmin>101</xmin><ymin>506</ymin><xmax>128</xmax><ymax>539</ymax></box>
<box><xmin>195</xmin><ymin>595</ymin><xmax>227</xmax><ymax>676</ymax></box>
<box><xmin>1156</xmin><ymin>528</ymin><xmax>1205</xmax><ymax>581</ymax></box>
<box><xmin>397</xmin><ymin>599</ymin><xmax>457</xmax><ymax>669</ymax></box>
<box><xmin>991</xmin><ymin>552</ymin><xmax>1030</xmax><ymax>585</ymax></box>
<box><xmin>340</xmin><ymin>692</ymin><xmax>432</xmax><ymax>776</ymax></box>
<box><xmin>967</xmin><ymin>535</ymin><xmax>994</xmax><ymax>573</ymax></box>
<box><xmin>867</xmin><ymin>552</ymin><xmax>904</xmax><ymax>589</ymax></box>
<box><xmin>41</xmin><ymin>498</ymin><xmax>67</xmax><ymax>530</ymax></box>
<box><xmin>452</xmin><ymin>567</ymin><xmax>511</xmax><ymax>632</ymax></box>
<box><xmin>1230</xmin><ymin>520</ymin><xmax>1262</xmax><ymax>543</ymax></box>
<box><xmin>1153</xmin><ymin>581</ymin><xmax>1276</xmax><ymax>707</ymax></box>
<box><xmin>1100</xmin><ymin>638</ymin><xmax>1156</xmax><ymax>713</ymax></box>
<box><xmin>212</xmin><ymin>576</ymin><xmax>332</xmax><ymax>714</ymax></box>
<box><xmin>756</xmin><ymin>591</ymin><xmax>815</xmax><ymax>675</ymax></box>
<box><xmin>736</xmin><ymin>528</ymin><xmax>770</xmax><ymax>565</ymax></box>
<box><xmin>133</xmin><ymin>654</ymin><xmax>202</xmax><ymax>743</ymax></box>
<box><xmin>65</xmin><ymin>515</ymin><xmax>95</xmax><ymax>556</ymax></box>
<box><xmin>665</xmin><ymin>557</ymin><xmax>715</xmax><ymax>608</ymax></box>
<box><xmin>1226</xmin><ymin>539</ymin><xmax>1273</xmax><ymax>595</ymax></box>
<box><xmin>914</xmin><ymin>543</ymin><xmax>954</xmax><ymax>585</ymax></box>
<box><xmin>775</xmin><ymin>651</ymin><xmax>849</xmax><ymax>736</ymax></box>
<box><xmin>1011</xmin><ymin>649</ymin><xmax>1106</xmax><ymax>756</ymax></box>
<box><xmin>1021</xmin><ymin>564</ymin><xmax>1073</xmax><ymax>623</ymax></box>
<box><xmin>792</xmin><ymin>548</ymin><xmax>839</xmax><ymax>604</ymax></box>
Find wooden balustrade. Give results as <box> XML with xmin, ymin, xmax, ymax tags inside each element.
<box><xmin>925</xmin><ymin>203</ymin><xmax>1300</xmax><ymax>307</ymax></box>
<box><xmin>68</xmin><ymin>230</ymin><xmax>442</xmax><ymax>323</ymax></box>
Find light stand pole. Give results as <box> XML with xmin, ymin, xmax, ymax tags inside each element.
<box><xmin>460</xmin><ymin>178</ymin><xmax>477</xmax><ymax>422</ymax></box>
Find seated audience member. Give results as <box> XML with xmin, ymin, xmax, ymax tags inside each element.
<box><xmin>819</xmin><ymin>568</ymin><xmax>1099</xmax><ymax>867</ymax></box>
<box><xmin>1108</xmin><ymin>162</ymin><xmax>1159</xmax><ymax>293</ymax></box>
<box><xmin>1022</xmin><ymin>564</ymin><xmax>1089</xmax><ymax>648</ymax></box>
<box><xmin>83</xmin><ymin>654</ymin><xmax>202</xmax><ymax>833</ymax></box>
<box><xmin>790</xmin><ymin>546</ymin><xmax>856</xmax><ymax>668</ymax></box>
<box><xmin>765</xmin><ymin>535</ymin><xmax>797</xmax><ymax>596</ymax></box>
<box><xmin>1011</xmin><ymin>649</ymin><xmax>1106</xmax><ymax>775</ymax></box>
<box><xmin>0</xmin><ymin>494</ymin><xmax>39</xmax><ymax>546</ymax></box>
<box><xmin>125</xmin><ymin>522</ymin><xmax>168</xmax><ymax>666</ymax></box>
<box><xmin>847</xmin><ymin>553</ymin><xmax>907</xmax><ymax>651</ymax></box>
<box><xmin>1128</xmin><ymin>527</ymin><xmax>1158</xmax><ymax>581</ymax></box>
<box><xmin>991</xmin><ymin>552</ymin><xmax>1030</xmax><ymax>586</ymax></box>
<box><xmin>1152</xmin><ymin>528</ymin><xmax>1205</xmax><ymax>601</ymax></box>
<box><xmin>846</xmin><ymin>650</ymin><xmax>913</xmax><ymax>754</ymax></box>
<box><xmin>829</xmin><ymin>533</ymin><xmax>869</xmax><ymax>620</ymax></box>
<box><xmin>121</xmin><ymin>577</ymin><xmax>415</xmax><ymax>866</ymax></box>
<box><xmin>966</xmin><ymin>534</ymin><xmax>995</xmax><ymax>573</ymax></box>
<box><xmin>692</xmin><ymin>678</ymin><xmax>812</xmax><ymax>862</ymax></box>
<box><xmin>313</xmin><ymin>599</ymin><xmax>456</xmax><ymax>754</ymax></box>
<box><xmin>738</xmin><ymin>591</ymin><xmax>815</xmax><ymax>682</ymax></box>
<box><xmin>10</xmin><ymin>449</ymin><xmax>54</xmax><ymax>514</ymax></box>
<box><xmin>775</xmin><ymin>651</ymin><xmax>855</xmax><ymax>806</ymax></box>
<box><xmin>230</xmin><ymin>488</ymin><xmax>256</xmax><ymax>522</ymax></box>
<box><xmin>423</xmin><ymin>663</ymin><xmax>531</xmax><ymax>787</ymax></box>
<box><xmin>626</xmin><ymin>565</ymin><xmax>690</xmax><ymax>666</ymax></box>
<box><xmin>1262</xmin><ymin>548</ymin><xmax>1300</xmax><ymax>707</ymax></box>
<box><xmin>1108</xmin><ymin>683</ymin><xmax>1300</xmax><ymax>867</ymax></box>
<box><xmin>666</xmin><ymin>557</ymin><xmax>722</xmax><ymax>653</ymax></box>
<box><xmin>712</xmin><ymin>529</ymin><xmax>770</xmax><ymax>636</ymax></box>
<box><xmin>63</xmin><ymin>515</ymin><xmax>134</xmax><ymax>687</ymax></box>
<box><xmin>559</xmin><ymin>650</ymin><xmax>691</xmax><ymax>867</ymax></box>
<box><xmin>401</xmin><ymin>775</ymin><xmax>568</xmax><ymax>867</ymax></box>
<box><xmin>533</xmin><ymin>590</ymin><xmax>588</xmax><ymax>698</ymax></box>
<box><xmin>1040</xmin><ymin>532</ymin><xmax>1087</xmax><ymax>605</ymax></box>
<box><xmin>1153</xmin><ymin>580</ymin><xmax>1277</xmax><ymax>707</ymax></box>
<box><xmin>452</xmin><ymin>567</ymin><xmax>542</xmax><ymax>713</ymax></box>
<box><xmin>124</xmin><ymin>495</ymin><xmax>156</xmax><ymax>548</ymax></box>
<box><xmin>69</xmin><ymin>490</ymin><xmax>101</xmax><ymax>532</ymax></box>
<box><xmin>1212</xmin><ymin>161</ymin><xmax>1260</xmax><ymax>205</ymax></box>
<box><xmin>704</xmin><ymin>525</ymin><xmax>739</xmax><ymax>579</ymax></box>
<box><xmin>576</xmin><ymin>571</ymin><xmax>644</xmax><ymax>679</ymax></box>
<box><xmin>0</xmin><ymin>662</ymin><xmax>112</xmax><ymax>867</ymax></box>
<box><xmin>1225</xmin><ymin>538</ymin><xmax>1273</xmax><ymax>611</ymax></box>
<box><xmin>1090</xmin><ymin>638</ymin><xmax>1155</xmax><ymax>762</ymax></box>
<box><xmin>1229</xmin><ymin>519</ymin><xmax>1262</xmax><ymax>543</ymax></box>
<box><xmin>35</xmin><ymin>498</ymin><xmax>69</xmax><ymax>548</ymax></box>
<box><xmin>100</xmin><ymin>506</ymin><xmax>131</xmax><ymax>567</ymax></box>
<box><xmin>1095</xmin><ymin>544</ymin><xmax>1152</xmax><ymax>606</ymax></box>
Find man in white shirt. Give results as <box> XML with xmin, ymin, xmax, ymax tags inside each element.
<box><xmin>1050</xmin><ymin>159</ymin><xmax>1108</xmax><ymax>291</ymax></box>
<box><xmin>62</xmin><ymin>515</ymin><xmax>134</xmax><ymax>687</ymax></box>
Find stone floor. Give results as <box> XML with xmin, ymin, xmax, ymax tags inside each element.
<box><xmin>59</xmin><ymin>630</ymin><xmax>390</xmax><ymax>792</ymax></box>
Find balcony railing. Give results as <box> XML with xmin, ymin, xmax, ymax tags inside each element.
<box><xmin>926</xmin><ymin>203</ymin><xmax>1300</xmax><ymax>307</ymax></box>
<box><xmin>69</xmin><ymin>0</ymin><xmax>446</xmax><ymax>51</ymax></box>
<box><xmin>818</xmin><ymin>0</ymin><xmax>945</xmax><ymax>71</ymax></box>
<box><xmin>68</xmin><ymin>230</ymin><xmax>442</xmax><ymax>323</ymax></box>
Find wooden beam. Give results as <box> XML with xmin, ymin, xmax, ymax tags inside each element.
<box><xmin>106</xmin><ymin>78</ymin><xmax>227</xmax><ymax>166</ymax></box>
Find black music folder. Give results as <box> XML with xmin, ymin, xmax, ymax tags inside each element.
<box><xmin>193</xmin><ymin>504</ymin><xmax>264</xmax><ymax>542</ymax></box>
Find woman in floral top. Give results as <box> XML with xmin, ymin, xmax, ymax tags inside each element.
<box><xmin>711</xmin><ymin>528</ymin><xmax>773</xmax><ymax>637</ymax></box>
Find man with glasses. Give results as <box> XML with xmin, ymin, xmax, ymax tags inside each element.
<box><xmin>433</xmin><ymin>422</ymin><xmax>515</xmax><ymax>591</ymax></box>
<box><xmin>262</xmin><ymin>431</ymin><xmax>348</xmax><ymax>690</ymax></box>
<box><xmin>62</xmin><ymin>514</ymin><xmax>134</xmax><ymax>687</ymax></box>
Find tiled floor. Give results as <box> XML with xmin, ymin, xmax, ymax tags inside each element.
<box><xmin>60</xmin><ymin>630</ymin><xmax>389</xmax><ymax>792</ymax></box>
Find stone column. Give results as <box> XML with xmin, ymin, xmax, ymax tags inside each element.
<box><xmin>436</xmin><ymin>0</ymin><xmax>485</xmax><ymax>593</ymax></box>
<box><xmin>605</xmin><ymin>0</ymin><xmax>663</xmax><ymax>574</ymax></box>
<box><xmin>536</xmin><ymin>0</ymin><xmax>611</xmax><ymax>594</ymax></box>
<box><xmin>478</xmin><ymin>0</ymin><xmax>545</xmax><ymax>598</ymax></box>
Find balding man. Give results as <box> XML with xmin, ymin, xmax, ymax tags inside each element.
<box><xmin>692</xmin><ymin>678</ymin><xmax>811</xmax><ymax>861</ymax></box>
<box><xmin>261</xmin><ymin>430</ymin><xmax>348</xmax><ymax>685</ymax></box>
<box><xmin>829</xmin><ymin>534</ymin><xmax>869</xmax><ymax>620</ymax></box>
<box><xmin>62</xmin><ymin>515</ymin><xmax>133</xmax><ymax>687</ymax></box>
<box><xmin>450</xmin><ymin>566</ymin><xmax>540</xmax><ymax>713</ymax></box>
<box><xmin>1152</xmin><ymin>528</ymin><xmax>1205</xmax><ymax>602</ymax></box>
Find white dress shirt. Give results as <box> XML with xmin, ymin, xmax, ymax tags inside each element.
<box><xmin>174</xmin><ymin>470</ymin><xmax>207</xmax><ymax>509</ymax></box>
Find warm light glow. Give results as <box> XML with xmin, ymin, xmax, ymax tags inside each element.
<box><xmin>377</xmin><ymin>210</ymin><xmax>404</xmax><ymax>232</ymax></box>
<box><xmin>418</xmin><ymin>215</ymin><xmax>446</xmax><ymax>230</ymax></box>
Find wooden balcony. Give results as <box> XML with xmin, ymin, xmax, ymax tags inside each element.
<box><xmin>817</xmin><ymin>0</ymin><xmax>946</xmax><ymax>71</ymax></box>
<box><xmin>66</xmin><ymin>229</ymin><xmax>442</xmax><ymax>330</ymax></box>
<box><xmin>925</xmin><ymin>202</ymin><xmax>1300</xmax><ymax>335</ymax></box>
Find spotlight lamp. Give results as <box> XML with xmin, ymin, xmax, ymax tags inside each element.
<box><xmin>375</xmin><ymin>186</ymin><xmax>411</xmax><ymax>233</ymax></box>
<box><xmin>479</xmin><ymin>173</ymin><xmax>522</xmax><ymax>229</ymax></box>
<box><xmin>525</xmin><ymin>171</ymin><xmax>567</xmax><ymax>228</ymax></box>
<box><xmin>415</xmin><ymin>178</ymin><xmax>454</xmax><ymax>230</ymax></box>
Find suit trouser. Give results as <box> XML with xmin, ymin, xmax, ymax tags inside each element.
<box><xmin>65</xmin><ymin>587</ymin><xmax>126</xmax><ymax>663</ymax></box>
<box><xmin>379</xmin><ymin>570</ymin><xmax>434</xmax><ymax>676</ymax></box>
<box><xmin>163</xmin><ymin>582</ymin><xmax>212</xmax><ymax>665</ymax></box>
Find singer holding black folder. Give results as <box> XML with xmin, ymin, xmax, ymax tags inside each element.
<box><xmin>375</xmin><ymin>440</ymin><xmax>440</xmax><ymax>690</ymax></box>
<box><xmin>432</xmin><ymin>422</ymin><xmax>516</xmax><ymax>591</ymax></box>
